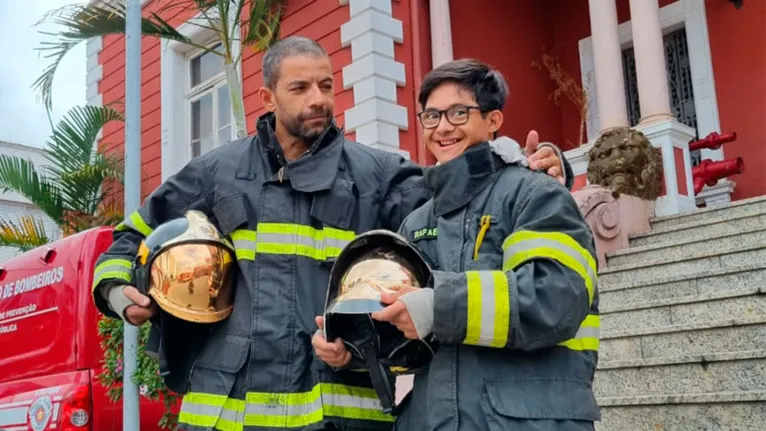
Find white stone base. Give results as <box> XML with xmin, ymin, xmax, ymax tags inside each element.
<box><xmin>637</xmin><ymin>120</ymin><xmax>697</xmax><ymax>217</ymax></box>
<box><xmin>696</xmin><ymin>179</ymin><xmax>735</xmax><ymax>207</ymax></box>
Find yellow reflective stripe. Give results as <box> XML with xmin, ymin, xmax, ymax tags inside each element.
<box><xmin>179</xmin><ymin>383</ymin><xmax>393</xmax><ymax>429</ymax></box>
<box><xmin>91</xmin><ymin>258</ymin><xmax>132</xmax><ymax>290</ymax></box>
<box><xmin>502</xmin><ymin>230</ymin><xmax>597</xmax><ymax>306</ymax></box>
<box><xmin>231</xmin><ymin>229</ymin><xmax>256</xmax><ymax>261</ymax></box>
<box><xmin>115</xmin><ymin>211</ymin><xmax>154</xmax><ymax>237</ymax></box>
<box><xmin>558</xmin><ymin>314</ymin><xmax>600</xmax><ymax>351</ymax></box>
<box><xmin>230</xmin><ymin>224</ymin><xmax>356</xmax><ymax>262</ymax></box>
<box><xmin>321</xmin><ymin>383</ymin><xmax>395</xmax><ymax>422</ymax></box>
<box><xmin>179</xmin><ymin>393</ymin><xmax>229</xmax><ymax>427</ymax></box>
<box><xmin>463</xmin><ymin>270</ymin><xmax>510</xmax><ymax>348</ymax></box>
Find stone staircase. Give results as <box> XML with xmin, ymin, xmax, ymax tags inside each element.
<box><xmin>594</xmin><ymin>196</ymin><xmax>766</xmax><ymax>430</ymax></box>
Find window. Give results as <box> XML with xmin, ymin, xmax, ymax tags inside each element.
<box><xmin>621</xmin><ymin>28</ymin><xmax>700</xmax><ymax>164</ymax></box>
<box><xmin>186</xmin><ymin>43</ymin><xmax>232</xmax><ymax>158</ymax></box>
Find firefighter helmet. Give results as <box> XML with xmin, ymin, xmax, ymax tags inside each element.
<box><xmin>323</xmin><ymin>229</ymin><xmax>436</xmax><ymax>413</ymax></box>
<box><xmin>134</xmin><ymin>210</ymin><xmax>236</xmax><ymax>323</ymax></box>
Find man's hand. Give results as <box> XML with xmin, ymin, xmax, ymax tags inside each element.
<box><xmin>312</xmin><ymin>316</ymin><xmax>351</xmax><ymax>368</ymax></box>
<box><xmin>524</xmin><ymin>130</ymin><xmax>565</xmax><ymax>185</ymax></box>
<box><xmin>123</xmin><ymin>285</ymin><xmax>157</xmax><ymax>326</ymax></box>
<box><xmin>371</xmin><ymin>287</ymin><xmax>420</xmax><ymax>340</ymax></box>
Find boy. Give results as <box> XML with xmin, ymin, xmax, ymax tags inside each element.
<box><xmin>369</xmin><ymin>59</ymin><xmax>600</xmax><ymax>430</ymax></box>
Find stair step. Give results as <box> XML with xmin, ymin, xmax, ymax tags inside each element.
<box><xmin>601</xmin><ymin>286</ymin><xmax>764</xmax><ymax>314</ymax></box>
<box><xmin>598</xmin><ymin>243</ymin><xmax>766</xmax><ymax>286</ymax></box>
<box><xmin>607</xmin><ymin>227</ymin><xmax>766</xmax><ymax>267</ymax></box>
<box><xmin>600</xmin><ymin>316</ymin><xmax>766</xmax><ymax>362</ymax></box>
<box><xmin>594</xmin><ymin>350</ymin><xmax>766</xmax><ymax>398</ymax></box>
<box><xmin>630</xmin><ymin>210</ymin><xmax>766</xmax><ymax>247</ymax></box>
<box><xmin>649</xmin><ymin>195</ymin><xmax>766</xmax><ymax>231</ymax></box>
<box><xmin>598</xmin><ymin>349</ymin><xmax>766</xmax><ymax>371</ymax></box>
<box><xmin>596</xmin><ymin>392</ymin><xmax>766</xmax><ymax>431</ymax></box>
<box><xmin>600</xmin><ymin>287</ymin><xmax>766</xmax><ymax>334</ymax></box>
<box><xmin>599</xmin><ymin>262</ymin><xmax>766</xmax><ymax>306</ymax></box>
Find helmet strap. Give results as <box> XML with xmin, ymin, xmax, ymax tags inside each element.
<box><xmin>359</xmin><ymin>340</ymin><xmax>397</xmax><ymax>415</ymax></box>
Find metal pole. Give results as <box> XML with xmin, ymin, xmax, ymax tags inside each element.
<box><xmin>123</xmin><ymin>0</ymin><xmax>141</xmax><ymax>429</ymax></box>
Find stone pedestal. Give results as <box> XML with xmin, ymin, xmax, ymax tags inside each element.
<box><xmin>636</xmin><ymin>120</ymin><xmax>697</xmax><ymax>216</ymax></box>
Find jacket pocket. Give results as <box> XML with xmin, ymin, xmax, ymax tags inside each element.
<box><xmin>310</xmin><ymin>179</ymin><xmax>357</xmax><ymax>231</ymax></box>
<box><xmin>212</xmin><ymin>192</ymin><xmax>250</xmax><ymax>236</ymax></box>
<box><xmin>189</xmin><ymin>332</ymin><xmax>250</xmax><ymax>395</ymax></box>
<box><xmin>480</xmin><ymin>378</ymin><xmax>600</xmax><ymax>430</ymax></box>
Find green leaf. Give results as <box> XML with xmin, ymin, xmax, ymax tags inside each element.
<box><xmin>33</xmin><ymin>2</ymin><xmax>204</xmax><ymax>113</ymax></box>
<box><xmin>0</xmin><ymin>217</ymin><xmax>51</xmax><ymax>252</ymax></box>
<box><xmin>0</xmin><ymin>155</ymin><xmax>65</xmax><ymax>225</ymax></box>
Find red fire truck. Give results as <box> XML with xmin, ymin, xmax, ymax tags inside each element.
<box><xmin>0</xmin><ymin>227</ymin><xmax>175</xmax><ymax>431</ymax></box>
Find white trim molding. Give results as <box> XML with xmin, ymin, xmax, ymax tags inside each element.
<box><xmin>86</xmin><ymin>37</ymin><xmax>104</xmax><ymax>145</ymax></box>
<box><xmin>339</xmin><ymin>0</ymin><xmax>409</xmax><ymax>158</ymax></box>
<box><xmin>577</xmin><ymin>0</ymin><xmax>730</xmax><ymax>205</ymax></box>
<box><xmin>160</xmin><ymin>10</ymin><xmax>241</xmax><ymax>181</ymax></box>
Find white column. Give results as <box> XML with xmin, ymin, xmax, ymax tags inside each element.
<box><xmin>629</xmin><ymin>0</ymin><xmax>674</xmax><ymax>125</ymax></box>
<box><xmin>588</xmin><ymin>0</ymin><xmax>629</xmax><ymax>131</ymax></box>
<box><xmin>429</xmin><ymin>0</ymin><xmax>453</xmax><ymax>68</ymax></box>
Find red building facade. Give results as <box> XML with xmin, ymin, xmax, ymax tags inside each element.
<box><xmin>86</xmin><ymin>0</ymin><xmax>765</xmax><ymax>210</ymax></box>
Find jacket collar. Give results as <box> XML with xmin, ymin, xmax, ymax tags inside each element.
<box><xmin>425</xmin><ymin>142</ymin><xmax>506</xmax><ymax>217</ymax></box>
<box><xmin>246</xmin><ymin>112</ymin><xmax>345</xmax><ymax>192</ymax></box>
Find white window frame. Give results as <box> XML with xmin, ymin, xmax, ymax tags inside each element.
<box><xmin>185</xmin><ymin>42</ymin><xmax>231</xmax><ymax>159</ymax></box>
<box><xmin>160</xmin><ymin>10</ymin><xmax>241</xmax><ymax>181</ymax></box>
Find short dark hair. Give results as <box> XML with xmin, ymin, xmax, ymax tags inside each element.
<box><xmin>262</xmin><ymin>36</ymin><xmax>329</xmax><ymax>89</ymax></box>
<box><xmin>418</xmin><ymin>58</ymin><xmax>509</xmax><ymax>112</ymax></box>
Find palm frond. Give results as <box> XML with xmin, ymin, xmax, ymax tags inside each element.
<box><xmin>242</xmin><ymin>0</ymin><xmax>282</xmax><ymax>51</ymax></box>
<box><xmin>33</xmin><ymin>2</ymin><xmax>206</xmax><ymax>113</ymax></box>
<box><xmin>0</xmin><ymin>217</ymin><xmax>51</xmax><ymax>252</ymax></box>
<box><xmin>41</xmin><ymin>105</ymin><xmax>124</xmax><ymax>217</ymax></box>
<box><xmin>0</xmin><ymin>156</ymin><xmax>65</xmax><ymax>225</ymax></box>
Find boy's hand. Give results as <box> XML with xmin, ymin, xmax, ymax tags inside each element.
<box><xmin>372</xmin><ymin>286</ymin><xmax>434</xmax><ymax>340</ymax></box>
<box><xmin>312</xmin><ymin>316</ymin><xmax>351</xmax><ymax>368</ymax></box>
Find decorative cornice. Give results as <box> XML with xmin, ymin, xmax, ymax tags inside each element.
<box><xmin>339</xmin><ymin>0</ymin><xmax>409</xmax><ymax>157</ymax></box>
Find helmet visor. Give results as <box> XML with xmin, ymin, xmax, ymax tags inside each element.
<box><xmin>326</xmin><ymin>257</ymin><xmax>421</xmax><ymax>315</ymax></box>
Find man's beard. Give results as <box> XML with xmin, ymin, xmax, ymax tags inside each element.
<box><xmin>285</xmin><ymin>109</ymin><xmax>332</xmax><ymax>142</ymax></box>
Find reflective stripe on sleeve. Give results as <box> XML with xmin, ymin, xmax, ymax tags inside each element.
<box><xmin>114</xmin><ymin>211</ymin><xmax>154</xmax><ymax>237</ymax></box>
<box><xmin>464</xmin><ymin>270</ymin><xmax>511</xmax><ymax>348</ymax></box>
<box><xmin>178</xmin><ymin>383</ymin><xmax>394</xmax><ymax>430</ymax></box>
<box><xmin>91</xmin><ymin>258</ymin><xmax>132</xmax><ymax>290</ymax></box>
<box><xmin>558</xmin><ymin>314</ymin><xmax>600</xmax><ymax>351</ymax></box>
<box><xmin>502</xmin><ymin>230</ymin><xmax>597</xmax><ymax>306</ymax></box>
<box><xmin>230</xmin><ymin>224</ymin><xmax>355</xmax><ymax>262</ymax></box>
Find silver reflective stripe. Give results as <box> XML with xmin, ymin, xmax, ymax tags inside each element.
<box><xmin>574</xmin><ymin>325</ymin><xmax>600</xmax><ymax>339</ymax></box>
<box><xmin>256</xmin><ymin>233</ymin><xmax>352</xmax><ymax>251</ymax></box>
<box><xmin>181</xmin><ymin>401</ymin><xmax>222</xmax><ymax>418</ymax></box>
<box><xmin>92</xmin><ymin>259</ymin><xmax>132</xmax><ymax>288</ymax></box>
<box><xmin>245</xmin><ymin>399</ymin><xmax>321</xmax><ymax>417</ymax></box>
<box><xmin>503</xmin><ymin>235</ymin><xmax>597</xmax><ymax>305</ymax></box>
<box><xmin>479</xmin><ymin>271</ymin><xmax>501</xmax><ymax>346</ymax></box>
<box><xmin>464</xmin><ymin>271</ymin><xmax>510</xmax><ymax>348</ymax></box>
<box><xmin>504</xmin><ymin>237</ymin><xmax>595</xmax><ymax>279</ymax></box>
<box><xmin>322</xmin><ymin>393</ymin><xmax>383</xmax><ymax>410</ymax></box>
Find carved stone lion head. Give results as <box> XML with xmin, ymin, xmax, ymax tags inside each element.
<box><xmin>586</xmin><ymin>127</ymin><xmax>663</xmax><ymax>201</ymax></box>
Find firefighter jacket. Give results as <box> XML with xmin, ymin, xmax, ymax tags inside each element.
<box><xmin>393</xmin><ymin>142</ymin><xmax>601</xmax><ymax>431</ymax></box>
<box><xmin>91</xmin><ymin>112</ymin><xmax>434</xmax><ymax>431</ymax></box>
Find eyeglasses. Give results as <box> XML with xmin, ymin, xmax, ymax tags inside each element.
<box><xmin>417</xmin><ymin>105</ymin><xmax>484</xmax><ymax>129</ymax></box>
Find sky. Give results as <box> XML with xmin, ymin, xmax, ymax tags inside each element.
<box><xmin>0</xmin><ymin>0</ymin><xmax>87</xmax><ymax>149</ymax></box>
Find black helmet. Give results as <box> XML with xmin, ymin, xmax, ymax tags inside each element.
<box><xmin>323</xmin><ymin>229</ymin><xmax>437</xmax><ymax>413</ymax></box>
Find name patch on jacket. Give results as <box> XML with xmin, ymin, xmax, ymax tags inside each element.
<box><xmin>412</xmin><ymin>227</ymin><xmax>438</xmax><ymax>241</ymax></box>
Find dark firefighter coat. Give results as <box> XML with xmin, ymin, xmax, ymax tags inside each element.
<box><xmin>91</xmin><ymin>112</ymin><xmax>434</xmax><ymax>431</ymax></box>
<box><xmin>393</xmin><ymin>142</ymin><xmax>601</xmax><ymax>431</ymax></box>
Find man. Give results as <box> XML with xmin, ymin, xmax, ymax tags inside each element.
<box><xmin>92</xmin><ymin>37</ymin><xmax>571</xmax><ymax>431</ymax></box>
<box><xmin>316</xmin><ymin>58</ymin><xmax>601</xmax><ymax>430</ymax></box>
